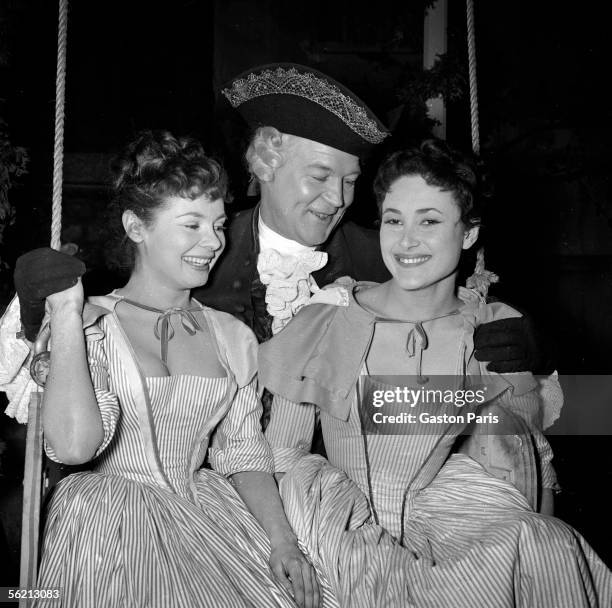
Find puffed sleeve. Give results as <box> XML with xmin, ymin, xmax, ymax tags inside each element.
<box><xmin>206</xmin><ymin>309</ymin><xmax>274</xmax><ymax>476</ymax></box>
<box><xmin>472</xmin><ymin>300</ymin><xmax>559</xmax><ymax>491</ymax></box>
<box><xmin>498</xmin><ymin>387</ymin><xmax>559</xmax><ymax>491</ymax></box>
<box><xmin>44</xmin><ymin>322</ymin><xmax>120</xmax><ymax>463</ymax></box>
<box><xmin>208</xmin><ymin>376</ymin><xmax>274</xmax><ymax>476</ymax></box>
<box><xmin>265</xmin><ymin>394</ymin><xmax>316</xmax><ymax>473</ymax></box>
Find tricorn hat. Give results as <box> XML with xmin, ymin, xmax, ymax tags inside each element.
<box><xmin>222</xmin><ymin>63</ymin><xmax>389</xmax><ymax>157</ymax></box>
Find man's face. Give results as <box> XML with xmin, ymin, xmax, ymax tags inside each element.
<box><xmin>260</xmin><ymin>136</ymin><xmax>361</xmax><ymax>246</ymax></box>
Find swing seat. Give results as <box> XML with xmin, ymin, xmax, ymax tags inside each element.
<box><xmin>19</xmin><ymin>392</ymin><xmax>44</xmax><ymax>598</ymax></box>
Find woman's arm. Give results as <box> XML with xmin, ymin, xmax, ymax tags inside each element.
<box><xmin>42</xmin><ymin>280</ymin><xmax>103</xmax><ymax>464</ymax></box>
<box><xmin>494</xmin><ymin>386</ymin><xmax>558</xmax><ymax>515</ymax></box>
<box><xmin>232</xmin><ymin>471</ymin><xmax>319</xmax><ymax>608</ymax></box>
<box><xmin>266</xmin><ymin>394</ymin><xmax>316</xmax><ymax>483</ymax></box>
<box><xmin>208</xmin><ymin>375</ymin><xmax>319</xmax><ymax>608</ymax></box>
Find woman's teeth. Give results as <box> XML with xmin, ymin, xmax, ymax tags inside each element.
<box><xmin>183</xmin><ymin>256</ymin><xmax>211</xmax><ymax>268</ymax></box>
<box><xmin>395</xmin><ymin>255</ymin><xmax>430</xmax><ymax>265</ymax></box>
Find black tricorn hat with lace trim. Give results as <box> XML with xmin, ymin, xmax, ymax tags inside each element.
<box><xmin>221</xmin><ymin>63</ymin><xmax>390</xmax><ymax>157</ymax></box>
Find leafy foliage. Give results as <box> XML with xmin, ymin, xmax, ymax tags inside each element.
<box><xmin>0</xmin><ymin>119</ymin><xmax>28</xmax><ymax>255</ymax></box>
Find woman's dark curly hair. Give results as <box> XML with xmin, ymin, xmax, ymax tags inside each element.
<box><xmin>106</xmin><ymin>130</ymin><xmax>230</xmax><ymax>272</ymax></box>
<box><xmin>373</xmin><ymin>139</ymin><xmax>485</xmax><ymax>227</ymax></box>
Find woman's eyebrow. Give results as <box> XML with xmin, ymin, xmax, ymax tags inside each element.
<box><xmin>176</xmin><ymin>212</ymin><xmax>205</xmax><ymax>218</ymax></box>
<box><xmin>415</xmin><ymin>207</ymin><xmax>443</xmax><ymax>214</ymax></box>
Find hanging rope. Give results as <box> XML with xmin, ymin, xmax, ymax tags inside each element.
<box><xmin>466</xmin><ymin>0</ymin><xmax>480</xmax><ymax>155</ymax></box>
<box><xmin>50</xmin><ymin>0</ymin><xmax>68</xmax><ymax>250</ymax></box>
<box><xmin>464</xmin><ymin>0</ymin><xmax>497</xmax><ymax>296</ymax></box>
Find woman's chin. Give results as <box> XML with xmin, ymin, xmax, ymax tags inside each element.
<box><xmin>182</xmin><ymin>267</ymin><xmax>212</xmax><ymax>289</ymax></box>
<box><xmin>389</xmin><ymin>274</ymin><xmax>430</xmax><ymax>292</ymax></box>
<box><xmin>190</xmin><ymin>276</ymin><xmax>209</xmax><ymax>290</ymax></box>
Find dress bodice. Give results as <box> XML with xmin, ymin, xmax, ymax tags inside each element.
<box><xmin>320</xmin><ymin>314</ymin><xmax>467</xmax><ymax>539</ymax></box>
<box><xmin>64</xmin><ymin>297</ymin><xmax>274</xmax><ymax>504</ymax></box>
<box><xmin>321</xmin><ymin>406</ymin><xmax>452</xmax><ymax>540</ymax></box>
<box><xmin>95</xmin><ymin>375</ymin><xmax>229</xmax><ymax>500</ymax></box>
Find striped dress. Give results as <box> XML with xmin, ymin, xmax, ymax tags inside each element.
<box><xmin>35</xmin><ymin>300</ymin><xmax>297</xmax><ymax>608</ymax></box>
<box><xmin>263</xmin><ymin>293</ymin><xmax>612</xmax><ymax>607</ymax></box>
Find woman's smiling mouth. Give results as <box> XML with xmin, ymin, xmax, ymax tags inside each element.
<box><xmin>183</xmin><ymin>255</ymin><xmax>213</xmax><ymax>270</ymax></box>
<box><xmin>394</xmin><ymin>254</ymin><xmax>431</xmax><ymax>267</ymax></box>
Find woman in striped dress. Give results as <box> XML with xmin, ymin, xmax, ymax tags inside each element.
<box><xmin>259</xmin><ymin>140</ymin><xmax>612</xmax><ymax>607</ymax></box>
<box><xmin>36</xmin><ymin>131</ymin><xmax>319</xmax><ymax>607</ymax></box>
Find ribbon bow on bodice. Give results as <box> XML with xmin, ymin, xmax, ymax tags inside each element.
<box><xmin>122</xmin><ymin>298</ymin><xmax>203</xmax><ymax>364</ymax></box>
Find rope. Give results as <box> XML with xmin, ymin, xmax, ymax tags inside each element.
<box><xmin>465</xmin><ymin>0</ymin><xmax>493</xmax><ymax>292</ymax></box>
<box><xmin>50</xmin><ymin>0</ymin><xmax>68</xmax><ymax>250</ymax></box>
<box><xmin>466</xmin><ymin>0</ymin><xmax>480</xmax><ymax>155</ymax></box>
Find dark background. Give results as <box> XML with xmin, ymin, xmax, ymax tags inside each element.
<box><xmin>1</xmin><ymin>0</ymin><xmax>611</xmax><ymax>586</ymax></box>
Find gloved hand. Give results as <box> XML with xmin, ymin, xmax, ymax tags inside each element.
<box><xmin>13</xmin><ymin>247</ymin><xmax>86</xmax><ymax>341</ymax></box>
<box><xmin>473</xmin><ymin>315</ymin><xmax>555</xmax><ymax>375</ymax></box>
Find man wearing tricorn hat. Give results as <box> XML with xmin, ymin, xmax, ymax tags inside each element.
<box><xmin>194</xmin><ymin>63</ymin><xmax>391</xmax><ymax>343</ymax></box>
<box><xmin>195</xmin><ymin>63</ymin><xmax>548</xmax><ymax>372</ymax></box>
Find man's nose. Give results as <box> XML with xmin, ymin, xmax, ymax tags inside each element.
<box><xmin>323</xmin><ymin>180</ymin><xmax>344</xmax><ymax>208</ymax></box>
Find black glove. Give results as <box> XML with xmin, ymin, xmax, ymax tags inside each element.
<box><xmin>473</xmin><ymin>315</ymin><xmax>555</xmax><ymax>375</ymax></box>
<box><xmin>13</xmin><ymin>247</ymin><xmax>86</xmax><ymax>341</ymax></box>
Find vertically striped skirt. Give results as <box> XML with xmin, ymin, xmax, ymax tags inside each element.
<box><xmin>280</xmin><ymin>453</ymin><xmax>612</xmax><ymax>608</ymax></box>
<box><xmin>35</xmin><ymin>469</ymin><xmax>297</xmax><ymax>607</ymax></box>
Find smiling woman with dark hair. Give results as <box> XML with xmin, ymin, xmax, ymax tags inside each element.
<box><xmin>260</xmin><ymin>139</ymin><xmax>612</xmax><ymax>607</ymax></box>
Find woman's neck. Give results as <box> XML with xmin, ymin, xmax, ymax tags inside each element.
<box><xmin>117</xmin><ymin>273</ymin><xmax>191</xmax><ymax>310</ymax></box>
<box><xmin>364</xmin><ymin>276</ymin><xmax>461</xmax><ymax>321</ymax></box>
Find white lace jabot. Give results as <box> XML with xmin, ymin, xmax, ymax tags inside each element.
<box><xmin>257</xmin><ymin>216</ymin><xmax>328</xmax><ymax>334</ymax></box>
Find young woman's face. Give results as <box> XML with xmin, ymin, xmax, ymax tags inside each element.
<box><xmin>379</xmin><ymin>175</ymin><xmax>478</xmax><ymax>293</ymax></box>
<box><xmin>131</xmin><ymin>193</ymin><xmax>226</xmax><ymax>290</ymax></box>
<box><xmin>260</xmin><ymin>136</ymin><xmax>361</xmax><ymax>246</ymax></box>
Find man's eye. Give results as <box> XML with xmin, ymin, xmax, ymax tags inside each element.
<box><xmin>311</xmin><ymin>175</ymin><xmax>327</xmax><ymax>182</ymax></box>
<box><xmin>344</xmin><ymin>180</ymin><xmax>356</xmax><ymax>188</ymax></box>
<box><xmin>185</xmin><ymin>224</ymin><xmax>199</xmax><ymax>230</ymax></box>
<box><xmin>215</xmin><ymin>225</ymin><xmax>227</xmax><ymax>232</ymax></box>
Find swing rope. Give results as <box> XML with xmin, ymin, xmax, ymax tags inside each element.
<box><xmin>464</xmin><ymin>0</ymin><xmax>497</xmax><ymax>297</ymax></box>
<box><xmin>18</xmin><ymin>1</ymin><xmax>69</xmax><ymax>595</ymax></box>
<box><xmin>466</xmin><ymin>0</ymin><xmax>480</xmax><ymax>156</ymax></box>
<box><xmin>51</xmin><ymin>0</ymin><xmax>68</xmax><ymax>250</ymax></box>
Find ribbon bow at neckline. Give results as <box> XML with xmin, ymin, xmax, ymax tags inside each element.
<box><xmin>121</xmin><ymin>298</ymin><xmax>203</xmax><ymax>364</ymax></box>
<box><xmin>374</xmin><ymin>309</ymin><xmax>460</xmax><ymax>384</ymax></box>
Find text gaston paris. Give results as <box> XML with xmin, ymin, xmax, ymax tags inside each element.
<box><xmin>370</xmin><ymin>386</ymin><xmax>498</xmax><ymax>425</ymax></box>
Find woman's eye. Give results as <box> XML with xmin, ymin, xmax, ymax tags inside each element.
<box><xmin>383</xmin><ymin>218</ymin><xmax>401</xmax><ymax>225</ymax></box>
<box><xmin>421</xmin><ymin>219</ymin><xmax>440</xmax><ymax>226</ymax></box>
<box><xmin>185</xmin><ymin>224</ymin><xmax>199</xmax><ymax>230</ymax></box>
<box><xmin>344</xmin><ymin>180</ymin><xmax>357</xmax><ymax>188</ymax></box>
<box><xmin>311</xmin><ymin>175</ymin><xmax>327</xmax><ymax>182</ymax></box>
<box><xmin>214</xmin><ymin>225</ymin><xmax>227</xmax><ymax>232</ymax></box>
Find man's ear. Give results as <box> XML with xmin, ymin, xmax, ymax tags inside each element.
<box><xmin>252</xmin><ymin>164</ymin><xmax>274</xmax><ymax>183</ymax></box>
<box><xmin>122</xmin><ymin>210</ymin><xmax>145</xmax><ymax>244</ymax></box>
<box><xmin>462</xmin><ymin>225</ymin><xmax>480</xmax><ymax>250</ymax></box>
